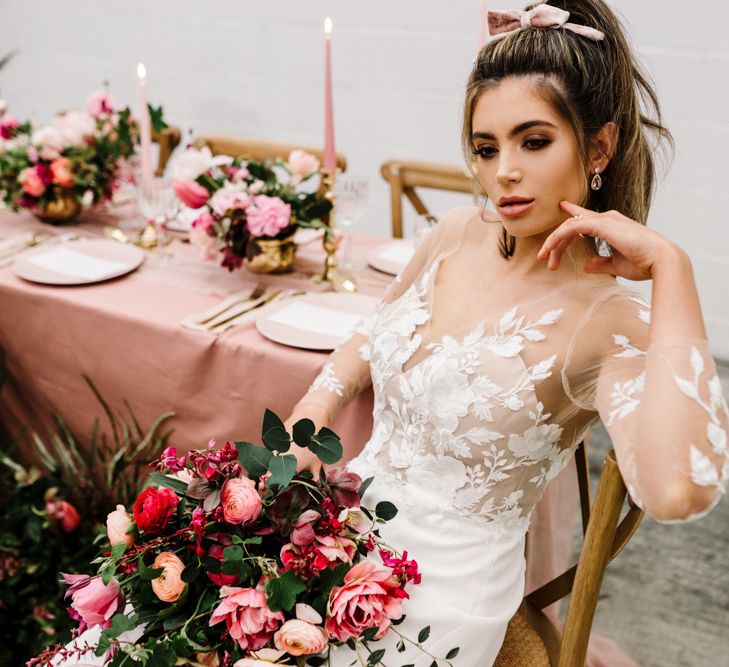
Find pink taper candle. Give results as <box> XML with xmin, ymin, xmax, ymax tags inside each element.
<box><xmin>136</xmin><ymin>62</ymin><xmax>153</xmax><ymax>183</ymax></box>
<box><xmin>323</xmin><ymin>17</ymin><xmax>337</xmax><ymax>174</ymax></box>
<box><xmin>478</xmin><ymin>1</ymin><xmax>488</xmax><ymax>49</ymax></box>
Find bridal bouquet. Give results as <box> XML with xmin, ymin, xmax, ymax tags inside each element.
<box><xmin>0</xmin><ymin>90</ymin><xmax>165</xmax><ymax>218</ymax></box>
<box><xmin>32</xmin><ymin>411</ymin><xmax>428</xmax><ymax>667</ymax></box>
<box><xmin>172</xmin><ymin>147</ymin><xmax>332</xmax><ymax>271</ymax></box>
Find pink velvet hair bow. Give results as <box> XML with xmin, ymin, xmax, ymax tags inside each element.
<box><xmin>487</xmin><ymin>3</ymin><xmax>605</xmax><ymax>41</ymax></box>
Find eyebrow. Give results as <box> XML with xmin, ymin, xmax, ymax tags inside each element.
<box><xmin>472</xmin><ymin>120</ymin><xmax>558</xmax><ymax>141</ymax></box>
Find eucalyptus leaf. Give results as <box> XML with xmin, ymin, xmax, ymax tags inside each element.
<box><xmin>267</xmin><ymin>454</ymin><xmax>297</xmax><ymax>490</ymax></box>
<box><xmin>292</xmin><ymin>418</ymin><xmax>315</xmax><ymax>446</ymax></box>
<box><xmin>236</xmin><ymin>441</ymin><xmax>273</xmax><ymax>478</ymax></box>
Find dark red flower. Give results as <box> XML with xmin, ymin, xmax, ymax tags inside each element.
<box><xmin>132</xmin><ymin>487</ymin><xmax>179</xmax><ymax>535</ymax></box>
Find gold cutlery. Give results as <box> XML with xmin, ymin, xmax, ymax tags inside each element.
<box><xmin>103</xmin><ymin>226</ymin><xmax>131</xmax><ymax>244</ymax></box>
<box><xmin>207</xmin><ymin>289</ymin><xmax>287</xmax><ymax>332</ymax></box>
<box><xmin>198</xmin><ymin>284</ymin><xmax>267</xmax><ymax>326</ymax></box>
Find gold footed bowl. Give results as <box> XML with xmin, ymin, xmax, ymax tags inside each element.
<box><xmin>35</xmin><ymin>189</ymin><xmax>81</xmax><ymax>224</ymax></box>
<box><xmin>244</xmin><ymin>233</ymin><xmax>296</xmax><ymax>274</ymax></box>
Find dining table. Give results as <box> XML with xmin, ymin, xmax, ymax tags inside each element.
<box><xmin>0</xmin><ymin>202</ymin><xmax>581</xmax><ymax>636</ymax></box>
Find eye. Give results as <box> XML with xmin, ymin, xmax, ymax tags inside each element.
<box><xmin>525</xmin><ymin>138</ymin><xmax>550</xmax><ymax>150</ymax></box>
<box><xmin>473</xmin><ymin>145</ymin><xmax>496</xmax><ymax>160</ymax></box>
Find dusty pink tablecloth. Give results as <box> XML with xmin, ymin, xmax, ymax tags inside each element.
<box><xmin>0</xmin><ymin>207</ymin><xmax>637</xmax><ymax>666</ymax></box>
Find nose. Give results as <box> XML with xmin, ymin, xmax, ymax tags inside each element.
<box><xmin>495</xmin><ymin>148</ymin><xmax>522</xmax><ymax>185</ymax></box>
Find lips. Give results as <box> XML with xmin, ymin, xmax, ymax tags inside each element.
<box><xmin>497</xmin><ymin>197</ymin><xmax>535</xmax><ymax>218</ymax></box>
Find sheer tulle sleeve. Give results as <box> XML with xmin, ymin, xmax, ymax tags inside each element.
<box><xmin>292</xmin><ymin>219</ymin><xmax>446</xmax><ymax>424</ymax></box>
<box><xmin>564</xmin><ymin>288</ymin><xmax>729</xmax><ymax>523</ymax></box>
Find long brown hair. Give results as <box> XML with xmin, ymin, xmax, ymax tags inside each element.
<box><xmin>463</xmin><ymin>0</ymin><xmax>674</xmax><ymax>258</ymax></box>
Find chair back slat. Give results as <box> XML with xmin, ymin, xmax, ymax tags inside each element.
<box><xmin>152</xmin><ymin>126</ymin><xmax>181</xmax><ymax>177</ymax></box>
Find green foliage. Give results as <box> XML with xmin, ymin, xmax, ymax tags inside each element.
<box><xmin>264</xmin><ymin>569</ymin><xmax>306</xmax><ymax>612</ymax></box>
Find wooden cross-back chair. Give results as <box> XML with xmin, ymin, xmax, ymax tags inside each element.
<box><xmin>193</xmin><ymin>133</ymin><xmax>347</xmax><ymax>173</ymax></box>
<box><xmin>380</xmin><ymin>159</ymin><xmax>475</xmax><ymax>238</ymax></box>
<box><xmin>152</xmin><ymin>126</ymin><xmax>181</xmax><ymax>177</ymax></box>
<box><xmin>494</xmin><ymin>446</ymin><xmax>644</xmax><ymax>667</ymax></box>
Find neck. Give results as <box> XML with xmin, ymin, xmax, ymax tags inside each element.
<box><xmin>506</xmin><ymin>228</ymin><xmax>594</xmax><ymax>280</ymax></box>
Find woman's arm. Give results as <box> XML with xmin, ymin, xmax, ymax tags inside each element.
<box><xmin>544</xmin><ymin>201</ymin><xmax>728</xmax><ymax>522</ymax></box>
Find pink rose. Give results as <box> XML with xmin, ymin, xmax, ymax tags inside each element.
<box><xmin>61</xmin><ymin>573</ymin><xmax>124</xmax><ymax>633</ymax></box>
<box><xmin>209</xmin><ymin>585</ymin><xmax>284</xmax><ymax>651</ymax></box>
<box><xmin>221</xmin><ymin>477</ymin><xmax>262</xmax><ymax>525</ymax></box>
<box><xmin>325</xmin><ymin>562</ymin><xmax>405</xmax><ymax>642</ymax></box>
<box><xmin>0</xmin><ymin>115</ymin><xmax>19</xmax><ymax>140</ymax></box>
<box><xmin>172</xmin><ymin>179</ymin><xmax>209</xmax><ymax>209</ymax></box>
<box><xmin>50</xmin><ymin>157</ymin><xmax>74</xmax><ymax>187</ymax></box>
<box><xmin>86</xmin><ymin>89</ymin><xmax>116</xmax><ymax>117</ymax></box>
<box><xmin>151</xmin><ymin>551</ymin><xmax>186</xmax><ymax>603</ymax></box>
<box><xmin>274</xmin><ymin>619</ymin><xmax>328</xmax><ymax>656</ymax></box>
<box><xmin>20</xmin><ymin>167</ymin><xmax>46</xmax><ymax>197</ymax></box>
<box><xmin>45</xmin><ymin>498</ymin><xmax>80</xmax><ymax>532</ymax></box>
<box><xmin>106</xmin><ymin>505</ymin><xmax>135</xmax><ymax>549</ymax></box>
<box><xmin>246</xmin><ymin>195</ymin><xmax>291</xmax><ymax>238</ymax></box>
<box><xmin>209</xmin><ymin>187</ymin><xmax>250</xmax><ymax>216</ymax></box>
<box><xmin>286</xmin><ymin>150</ymin><xmax>320</xmax><ymax>185</ymax></box>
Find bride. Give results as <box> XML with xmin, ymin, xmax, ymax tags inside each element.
<box><xmin>286</xmin><ymin>1</ymin><xmax>729</xmax><ymax>664</ymax></box>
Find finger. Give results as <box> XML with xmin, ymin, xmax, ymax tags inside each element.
<box><xmin>538</xmin><ymin>215</ymin><xmax>601</xmax><ymax>259</ymax></box>
<box><xmin>559</xmin><ymin>200</ymin><xmax>594</xmax><ymax>216</ymax></box>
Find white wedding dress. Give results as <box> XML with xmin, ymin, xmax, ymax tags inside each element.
<box><xmin>298</xmin><ymin>208</ymin><xmax>729</xmax><ymax>666</ymax></box>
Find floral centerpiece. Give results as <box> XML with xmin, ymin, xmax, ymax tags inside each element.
<box><xmin>0</xmin><ymin>90</ymin><xmax>166</xmax><ymax>222</ymax></box>
<box><xmin>31</xmin><ymin>410</ymin><xmax>459</xmax><ymax>667</ymax></box>
<box><xmin>172</xmin><ymin>147</ymin><xmax>332</xmax><ymax>273</ymax></box>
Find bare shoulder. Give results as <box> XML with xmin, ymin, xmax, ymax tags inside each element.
<box><xmin>431</xmin><ymin>206</ymin><xmax>481</xmax><ymax>241</ymax></box>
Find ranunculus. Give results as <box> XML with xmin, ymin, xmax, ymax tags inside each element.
<box><xmin>172</xmin><ymin>178</ymin><xmax>209</xmax><ymax>209</ymax></box>
<box><xmin>209</xmin><ymin>185</ymin><xmax>250</xmax><ymax>216</ymax></box>
<box><xmin>50</xmin><ymin>157</ymin><xmax>74</xmax><ymax>187</ymax></box>
<box><xmin>132</xmin><ymin>487</ymin><xmax>179</xmax><ymax>535</ymax></box>
<box><xmin>0</xmin><ymin>115</ymin><xmax>19</xmax><ymax>140</ymax></box>
<box><xmin>221</xmin><ymin>477</ymin><xmax>262</xmax><ymax>525</ymax></box>
<box><xmin>190</xmin><ymin>224</ymin><xmax>219</xmax><ymax>260</ymax></box>
<box><xmin>286</xmin><ymin>150</ymin><xmax>319</xmax><ymax>183</ymax></box>
<box><xmin>61</xmin><ymin>573</ymin><xmax>124</xmax><ymax>633</ymax></box>
<box><xmin>326</xmin><ymin>467</ymin><xmax>363</xmax><ymax>508</ymax></box>
<box><xmin>274</xmin><ymin>619</ymin><xmax>328</xmax><ymax>656</ymax></box>
<box><xmin>325</xmin><ymin>562</ymin><xmax>405</xmax><ymax>642</ymax></box>
<box><xmin>151</xmin><ymin>551</ymin><xmax>186</xmax><ymax>603</ymax></box>
<box><xmin>86</xmin><ymin>89</ymin><xmax>116</xmax><ymax>117</ymax></box>
<box><xmin>106</xmin><ymin>504</ymin><xmax>135</xmax><ymax>549</ymax></box>
<box><xmin>45</xmin><ymin>498</ymin><xmax>80</xmax><ymax>532</ymax></box>
<box><xmin>209</xmin><ymin>586</ymin><xmax>284</xmax><ymax>651</ymax></box>
<box><xmin>20</xmin><ymin>167</ymin><xmax>46</xmax><ymax>197</ymax></box>
<box><xmin>246</xmin><ymin>195</ymin><xmax>291</xmax><ymax>238</ymax></box>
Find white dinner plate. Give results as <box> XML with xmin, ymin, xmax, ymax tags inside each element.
<box><xmin>12</xmin><ymin>238</ymin><xmax>145</xmax><ymax>285</ymax></box>
<box><xmin>367</xmin><ymin>240</ymin><xmax>415</xmax><ymax>275</ymax></box>
<box><xmin>256</xmin><ymin>292</ymin><xmax>380</xmax><ymax>351</ymax></box>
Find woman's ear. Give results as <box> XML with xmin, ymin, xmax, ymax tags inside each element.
<box><xmin>590</xmin><ymin>121</ymin><xmax>618</xmax><ymax>169</ymax></box>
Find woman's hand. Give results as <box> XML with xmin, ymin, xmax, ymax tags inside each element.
<box><xmin>283</xmin><ymin>405</ymin><xmax>331</xmax><ymax>476</ymax></box>
<box><xmin>537</xmin><ymin>200</ymin><xmax>686</xmax><ymax>280</ymax></box>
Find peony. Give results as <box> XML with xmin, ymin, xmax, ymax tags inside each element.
<box><xmin>106</xmin><ymin>504</ymin><xmax>135</xmax><ymax>549</ymax></box>
<box><xmin>20</xmin><ymin>166</ymin><xmax>46</xmax><ymax>197</ymax></box>
<box><xmin>50</xmin><ymin>157</ymin><xmax>74</xmax><ymax>187</ymax></box>
<box><xmin>325</xmin><ymin>562</ymin><xmax>405</xmax><ymax>642</ymax></box>
<box><xmin>151</xmin><ymin>551</ymin><xmax>186</xmax><ymax>603</ymax></box>
<box><xmin>274</xmin><ymin>619</ymin><xmax>328</xmax><ymax>656</ymax></box>
<box><xmin>132</xmin><ymin>486</ymin><xmax>179</xmax><ymax>535</ymax></box>
<box><xmin>209</xmin><ymin>184</ymin><xmax>250</xmax><ymax>216</ymax></box>
<box><xmin>246</xmin><ymin>195</ymin><xmax>291</xmax><ymax>238</ymax></box>
<box><xmin>172</xmin><ymin>178</ymin><xmax>209</xmax><ymax>209</ymax></box>
<box><xmin>0</xmin><ymin>114</ymin><xmax>19</xmax><ymax>140</ymax></box>
<box><xmin>45</xmin><ymin>498</ymin><xmax>80</xmax><ymax>532</ymax></box>
<box><xmin>221</xmin><ymin>477</ymin><xmax>262</xmax><ymax>525</ymax></box>
<box><xmin>209</xmin><ymin>586</ymin><xmax>284</xmax><ymax>651</ymax></box>
<box><xmin>86</xmin><ymin>89</ymin><xmax>116</xmax><ymax>117</ymax></box>
<box><xmin>61</xmin><ymin>573</ymin><xmax>124</xmax><ymax>633</ymax></box>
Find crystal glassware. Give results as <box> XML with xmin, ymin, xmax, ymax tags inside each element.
<box><xmin>333</xmin><ymin>177</ymin><xmax>368</xmax><ymax>270</ymax></box>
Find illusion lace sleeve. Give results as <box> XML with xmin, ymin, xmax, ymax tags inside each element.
<box><xmin>564</xmin><ymin>289</ymin><xmax>729</xmax><ymax>523</ymax></box>
<box><xmin>293</xmin><ymin>222</ymin><xmax>444</xmax><ymax>424</ymax></box>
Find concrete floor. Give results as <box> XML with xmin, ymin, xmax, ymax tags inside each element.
<box><xmin>568</xmin><ymin>359</ymin><xmax>729</xmax><ymax>667</ymax></box>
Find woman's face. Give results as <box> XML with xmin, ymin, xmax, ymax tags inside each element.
<box><xmin>471</xmin><ymin>76</ymin><xmax>587</xmax><ymax>241</ymax></box>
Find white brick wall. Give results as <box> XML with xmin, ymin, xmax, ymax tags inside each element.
<box><xmin>1</xmin><ymin>0</ymin><xmax>727</xmax><ymax>357</ymax></box>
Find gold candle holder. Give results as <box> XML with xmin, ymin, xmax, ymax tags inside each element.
<box><xmin>313</xmin><ymin>169</ymin><xmax>356</xmax><ymax>293</ymax></box>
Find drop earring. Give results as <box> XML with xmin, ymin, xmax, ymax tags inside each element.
<box><xmin>590</xmin><ymin>166</ymin><xmax>602</xmax><ymax>191</ymax></box>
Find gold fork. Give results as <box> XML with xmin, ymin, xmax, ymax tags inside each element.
<box><xmin>207</xmin><ymin>289</ymin><xmax>286</xmax><ymax>331</ymax></box>
<box><xmin>198</xmin><ymin>284</ymin><xmax>267</xmax><ymax>325</ymax></box>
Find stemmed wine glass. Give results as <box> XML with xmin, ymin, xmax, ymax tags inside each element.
<box><xmin>333</xmin><ymin>177</ymin><xmax>368</xmax><ymax>270</ymax></box>
<box><xmin>137</xmin><ymin>177</ymin><xmax>180</xmax><ymax>265</ymax></box>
